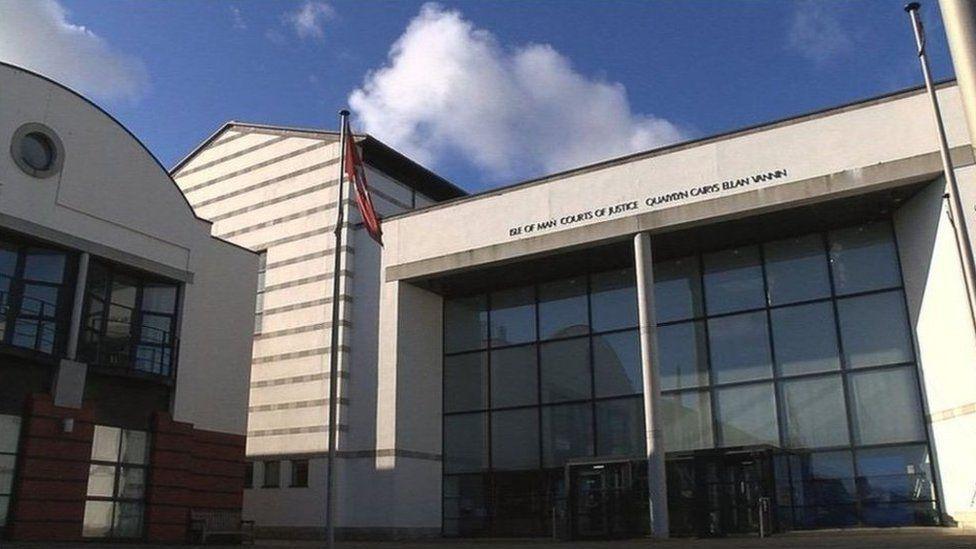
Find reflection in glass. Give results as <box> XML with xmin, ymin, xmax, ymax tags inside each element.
<box><xmin>856</xmin><ymin>445</ymin><xmax>934</xmax><ymax>503</ymax></box>
<box><xmin>0</xmin><ymin>455</ymin><xmax>15</xmax><ymax>493</ymax></box>
<box><xmin>491</xmin><ymin>409</ymin><xmax>539</xmax><ymax>470</ymax></box>
<box><xmin>771</xmin><ymin>302</ymin><xmax>841</xmax><ymax>376</ymax></box>
<box><xmin>593</xmin><ymin>330</ymin><xmax>641</xmax><ymax>398</ymax></box>
<box><xmin>661</xmin><ymin>390</ymin><xmax>713</xmax><ymax>451</ymax></box>
<box><xmin>708</xmin><ymin>311</ymin><xmax>773</xmax><ymax>384</ymax></box>
<box><xmin>829</xmin><ymin>222</ymin><xmax>901</xmax><ymax>295</ymax></box>
<box><xmin>82</xmin><ymin>500</ymin><xmax>114</xmax><ymax>538</ymax></box>
<box><xmin>715</xmin><ymin>382</ymin><xmax>778</xmax><ymax>446</ymax></box>
<box><xmin>141</xmin><ymin>284</ymin><xmax>177</xmax><ymax>314</ymax></box>
<box><xmin>444</xmin><ymin>353</ymin><xmax>487</xmax><ymax>413</ymax></box>
<box><xmin>117</xmin><ymin>466</ymin><xmax>146</xmax><ymax>499</ymax></box>
<box><xmin>113</xmin><ymin>502</ymin><xmax>144</xmax><ymax>538</ymax></box>
<box><xmin>444</xmin><ymin>413</ymin><xmax>487</xmax><ymax>473</ymax></box>
<box><xmin>542</xmin><ymin>403</ymin><xmax>593</xmax><ymax>467</ymax></box>
<box><xmin>538</xmin><ymin>277</ymin><xmax>588</xmax><ymax>339</ymax></box>
<box><xmin>86</xmin><ymin>464</ymin><xmax>116</xmax><ymax>497</ymax></box>
<box><xmin>490</xmin><ymin>286</ymin><xmax>535</xmax><ymax>346</ymax></box>
<box><xmin>780</xmin><ymin>376</ymin><xmax>849</xmax><ymax>448</ymax></box>
<box><xmin>491</xmin><ymin>345</ymin><xmax>537</xmax><ymax>408</ymax></box>
<box><xmin>657</xmin><ymin>321</ymin><xmax>708</xmax><ymax>390</ymax></box>
<box><xmin>540</xmin><ymin>338</ymin><xmax>591</xmax><ymax>403</ymax></box>
<box><xmin>838</xmin><ymin>291</ymin><xmax>913</xmax><ymax>369</ymax></box>
<box><xmin>792</xmin><ymin>451</ymin><xmax>856</xmax><ymax>506</ymax></box>
<box><xmin>445</xmin><ymin>295</ymin><xmax>488</xmax><ymax>353</ymax></box>
<box><xmin>596</xmin><ymin>397</ymin><xmax>644</xmax><ymax>457</ymax></box>
<box><xmin>91</xmin><ymin>426</ymin><xmax>121</xmax><ymax>462</ymax></box>
<box><xmin>23</xmin><ymin>248</ymin><xmax>65</xmax><ymax>283</ymax></box>
<box><xmin>591</xmin><ymin>269</ymin><xmax>637</xmax><ymax>332</ymax></box>
<box><xmin>764</xmin><ymin>234</ymin><xmax>831</xmax><ymax>305</ymax></box>
<box><xmin>121</xmin><ymin>430</ymin><xmax>149</xmax><ymax>465</ymax></box>
<box><xmin>703</xmin><ymin>245</ymin><xmax>765</xmax><ymax>315</ymax></box>
<box><xmin>849</xmin><ymin>366</ymin><xmax>925</xmax><ymax>445</ymax></box>
<box><xmin>654</xmin><ymin>256</ymin><xmax>703</xmax><ymax>323</ymax></box>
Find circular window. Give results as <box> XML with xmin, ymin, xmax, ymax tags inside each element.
<box><xmin>10</xmin><ymin>123</ymin><xmax>64</xmax><ymax>178</ymax></box>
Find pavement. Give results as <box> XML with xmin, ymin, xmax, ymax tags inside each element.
<box><xmin>3</xmin><ymin>528</ymin><xmax>976</xmax><ymax>548</ymax></box>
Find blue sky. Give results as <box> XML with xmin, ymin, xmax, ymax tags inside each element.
<box><xmin>0</xmin><ymin>0</ymin><xmax>955</xmax><ymax>192</ymax></box>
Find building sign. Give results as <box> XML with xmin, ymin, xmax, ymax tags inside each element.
<box><xmin>507</xmin><ymin>168</ymin><xmax>790</xmax><ymax>238</ymax></box>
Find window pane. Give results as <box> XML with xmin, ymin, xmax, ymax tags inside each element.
<box><xmin>591</xmin><ymin>268</ymin><xmax>637</xmax><ymax>332</ymax></box>
<box><xmin>113</xmin><ymin>502</ymin><xmax>144</xmax><ymax>538</ymax></box>
<box><xmin>0</xmin><ymin>455</ymin><xmax>15</xmax><ymax>494</ymax></box>
<box><xmin>703</xmin><ymin>245</ymin><xmax>765</xmax><ymax>315</ymax></box>
<box><xmin>764</xmin><ymin>234</ymin><xmax>830</xmax><ymax>305</ymax></box>
<box><xmin>0</xmin><ymin>243</ymin><xmax>17</xmax><ymax>278</ymax></box>
<box><xmin>23</xmin><ymin>248</ymin><xmax>65</xmax><ymax>284</ymax></box>
<box><xmin>491</xmin><ymin>409</ymin><xmax>539</xmax><ymax>470</ymax></box>
<box><xmin>140</xmin><ymin>314</ymin><xmax>172</xmax><ymax>344</ymax></box>
<box><xmin>444</xmin><ymin>353</ymin><xmax>487</xmax><ymax>413</ymax></box>
<box><xmin>661</xmin><ymin>390</ymin><xmax>713</xmax><ymax>451</ymax></box>
<box><xmin>596</xmin><ymin>397</ymin><xmax>644</xmax><ymax>457</ymax></box>
<box><xmin>444</xmin><ymin>295</ymin><xmax>487</xmax><ymax>353</ymax></box>
<box><xmin>657</xmin><ymin>321</ymin><xmax>709</xmax><ymax>390</ymax></box>
<box><xmin>857</xmin><ymin>445</ymin><xmax>934</xmax><ymax>503</ymax></box>
<box><xmin>490</xmin><ymin>286</ymin><xmax>535</xmax><ymax>346</ymax></box>
<box><xmin>0</xmin><ymin>496</ymin><xmax>8</xmax><ymax>527</ymax></box>
<box><xmin>838</xmin><ymin>291</ymin><xmax>913</xmax><ymax>369</ymax></box>
<box><xmin>86</xmin><ymin>464</ymin><xmax>116</xmax><ymax>497</ymax></box>
<box><xmin>654</xmin><ymin>256</ymin><xmax>702</xmax><ymax>323</ymax></box>
<box><xmin>791</xmin><ymin>451</ymin><xmax>856</xmax><ymax>506</ymax></box>
<box><xmin>861</xmin><ymin>501</ymin><xmax>938</xmax><ymax>527</ymax></box>
<box><xmin>593</xmin><ymin>330</ymin><xmax>641</xmax><ymax>398</ymax></box>
<box><xmin>491</xmin><ymin>345</ymin><xmax>537</xmax><ymax>408</ymax></box>
<box><xmin>829</xmin><ymin>222</ymin><xmax>901</xmax><ymax>295</ymax></box>
<box><xmin>780</xmin><ymin>376</ymin><xmax>849</xmax><ymax>448</ymax></box>
<box><xmin>291</xmin><ymin>460</ymin><xmax>309</xmax><ymax>487</ymax></box>
<box><xmin>110</xmin><ymin>275</ymin><xmax>137</xmax><ymax>308</ymax></box>
<box><xmin>120</xmin><ymin>430</ymin><xmax>149</xmax><ymax>465</ymax></box>
<box><xmin>118</xmin><ymin>466</ymin><xmax>146</xmax><ymax>499</ymax></box>
<box><xmin>91</xmin><ymin>426</ymin><xmax>121</xmax><ymax>461</ymax></box>
<box><xmin>715</xmin><ymin>382</ymin><xmax>778</xmax><ymax>447</ymax></box>
<box><xmin>141</xmin><ymin>283</ymin><xmax>177</xmax><ymax>313</ymax></box>
<box><xmin>708</xmin><ymin>311</ymin><xmax>773</xmax><ymax>384</ymax></box>
<box><xmin>0</xmin><ymin>415</ymin><xmax>21</xmax><ymax>454</ymax></box>
<box><xmin>263</xmin><ymin>460</ymin><xmax>280</xmax><ymax>487</ymax></box>
<box><xmin>86</xmin><ymin>262</ymin><xmax>110</xmax><ymax>299</ymax></box>
<box><xmin>444</xmin><ymin>413</ymin><xmax>487</xmax><ymax>474</ymax></box>
<box><xmin>771</xmin><ymin>302</ymin><xmax>841</xmax><ymax>376</ymax></box>
<box><xmin>21</xmin><ymin>284</ymin><xmax>59</xmax><ymax>317</ymax></box>
<box><xmin>541</xmin><ymin>403</ymin><xmax>593</xmax><ymax>467</ymax></box>
<box><xmin>540</xmin><ymin>338</ymin><xmax>591</xmax><ymax>403</ymax></box>
<box><xmin>538</xmin><ymin>277</ymin><xmax>588</xmax><ymax>339</ymax></box>
<box><xmin>849</xmin><ymin>366</ymin><xmax>925</xmax><ymax>445</ymax></box>
<box><xmin>82</xmin><ymin>500</ymin><xmax>114</xmax><ymax>538</ymax></box>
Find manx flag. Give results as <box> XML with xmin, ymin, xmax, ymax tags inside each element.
<box><xmin>343</xmin><ymin>118</ymin><xmax>383</xmax><ymax>245</ymax></box>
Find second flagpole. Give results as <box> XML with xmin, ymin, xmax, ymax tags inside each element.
<box><xmin>325</xmin><ymin>109</ymin><xmax>349</xmax><ymax>549</ymax></box>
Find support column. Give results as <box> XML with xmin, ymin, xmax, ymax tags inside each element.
<box><xmin>941</xmin><ymin>0</ymin><xmax>976</xmax><ymax>150</ymax></box>
<box><xmin>52</xmin><ymin>252</ymin><xmax>89</xmax><ymax>409</ymax></box>
<box><xmin>633</xmin><ymin>232</ymin><xmax>669</xmax><ymax>538</ymax></box>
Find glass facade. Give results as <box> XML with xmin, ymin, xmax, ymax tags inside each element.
<box><xmin>441</xmin><ymin>220</ymin><xmax>937</xmax><ymax>536</ymax></box>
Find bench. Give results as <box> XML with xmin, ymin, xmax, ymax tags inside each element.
<box><xmin>188</xmin><ymin>509</ymin><xmax>255</xmax><ymax>544</ymax></box>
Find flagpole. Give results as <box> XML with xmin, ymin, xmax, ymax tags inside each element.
<box><xmin>905</xmin><ymin>3</ymin><xmax>976</xmax><ymax>334</ymax></box>
<box><xmin>326</xmin><ymin>109</ymin><xmax>349</xmax><ymax>549</ymax></box>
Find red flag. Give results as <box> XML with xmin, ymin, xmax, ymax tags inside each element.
<box><xmin>343</xmin><ymin>119</ymin><xmax>382</xmax><ymax>245</ymax></box>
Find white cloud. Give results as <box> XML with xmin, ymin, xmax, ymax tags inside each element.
<box><xmin>349</xmin><ymin>3</ymin><xmax>683</xmax><ymax>180</ymax></box>
<box><xmin>284</xmin><ymin>1</ymin><xmax>334</xmax><ymax>41</ymax></box>
<box><xmin>0</xmin><ymin>0</ymin><xmax>147</xmax><ymax>102</ymax></box>
<box><xmin>231</xmin><ymin>6</ymin><xmax>247</xmax><ymax>31</ymax></box>
<box><xmin>788</xmin><ymin>1</ymin><xmax>854</xmax><ymax>64</ymax></box>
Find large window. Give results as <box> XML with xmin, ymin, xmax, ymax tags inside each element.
<box><xmin>0</xmin><ymin>415</ymin><xmax>21</xmax><ymax>530</ymax></box>
<box><xmin>442</xmin><ymin>220</ymin><xmax>935</xmax><ymax>534</ymax></box>
<box><xmin>0</xmin><ymin>239</ymin><xmax>71</xmax><ymax>355</ymax></box>
<box><xmin>79</xmin><ymin>261</ymin><xmax>180</xmax><ymax>377</ymax></box>
<box><xmin>83</xmin><ymin>426</ymin><xmax>149</xmax><ymax>539</ymax></box>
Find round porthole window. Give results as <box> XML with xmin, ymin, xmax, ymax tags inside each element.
<box><xmin>10</xmin><ymin>123</ymin><xmax>64</xmax><ymax>178</ymax></box>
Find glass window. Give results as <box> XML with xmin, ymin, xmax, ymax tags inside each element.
<box><xmin>445</xmin><ymin>295</ymin><xmax>487</xmax><ymax>353</ymax></box>
<box><xmin>654</xmin><ymin>256</ymin><xmax>703</xmax><ymax>323</ymax></box>
<box><xmin>491</xmin><ymin>408</ymin><xmax>539</xmax><ymax>470</ymax></box>
<box><xmin>703</xmin><ymin>245</ymin><xmax>765</xmax><ymax>315</ymax></box>
<box><xmin>849</xmin><ymin>366</ymin><xmax>926</xmax><ymax>445</ymax></box>
<box><xmin>661</xmin><ymin>390</ymin><xmax>713</xmax><ymax>451</ymax></box>
<box><xmin>20</xmin><ymin>132</ymin><xmax>55</xmax><ymax>171</ymax></box>
<box><xmin>23</xmin><ymin>248</ymin><xmax>66</xmax><ymax>284</ymax></box>
<box><xmin>780</xmin><ymin>375</ymin><xmax>849</xmax><ymax>448</ymax></box>
<box><xmin>84</xmin><ymin>425</ymin><xmax>149</xmax><ymax>539</ymax></box>
<box><xmin>263</xmin><ymin>460</ymin><xmax>280</xmax><ymax>488</ymax></box>
<box><xmin>490</xmin><ymin>286</ymin><xmax>535</xmax><ymax>346</ymax></box>
<box><xmin>290</xmin><ymin>459</ymin><xmax>309</xmax><ymax>487</ymax></box>
<box><xmin>82</xmin><ymin>501</ymin><xmax>114</xmax><ymax>538</ymax></box>
<box><xmin>541</xmin><ymin>403</ymin><xmax>593</xmax><ymax>467</ymax></box>
<box><xmin>829</xmin><ymin>222</ymin><xmax>901</xmax><ymax>295</ymax></box>
<box><xmin>0</xmin><ymin>415</ymin><xmax>20</xmax><ymax>529</ymax></box>
<box><xmin>792</xmin><ymin>451</ymin><xmax>856</xmax><ymax>506</ymax></box>
<box><xmin>591</xmin><ymin>268</ymin><xmax>637</xmax><ymax>332</ymax></box>
<box><xmin>0</xmin><ymin>241</ymin><xmax>70</xmax><ymax>355</ymax></box>
<box><xmin>708</xmin><ymin>311</ymin><xmax>773</xmax><ymax>384</ymax></box>
<box><xmin>538</xmin><ymin>277</ymin><xmax>588</xmax><ymax>339</ymax></box>
<box><xmin>91</xmin><ymin>425</ymin><xmax>122</xmax><ymax>462</ymax></box>
<box><xmin>596</xmin><ymin>397</ymin><xmax>644</xmax><ymax>457</ymax></box>
<box><xmin>771</xmin><ymin>302</ymin><xmax>841</xmax><ymax>376</ymax></box>
<box><xmin>837</xmin><ymin>291</ymin><xmax>913</xmax><ymax>369</ymax></box>
<box><xmin>0</xmin><ymin>415</ymin><xmax>21</xmax><ymax>454</ymax></box>
<box><xmin>491</xmin><ymin>345</ymin><xmax>537</xmax><ymax>408</ymax></box>
<box><xmin>856</xmin><ymin>445</ymin><xmax>935</xmax><ymax>503</ymax></box>
<box><xmin>244</xmin><ymin>462</ymin><xmax>254</xmax><ymax>489</ymax></box>
<box><xmin>444</xmin><ymin>413</ymin><xmax>487</xmax><ymax>474</ymax></box>
<box><xmin>657</xmin><ymin>321</ymin><xmax>709</xmax><ymax>390</ymax></box>
<box><xmin>444</xmin><ymin>352</ymin><xmax>487</xmax><ymax>413</ymax></box>
<box><xmin>764</xmin><ymin>234</ymin><xmax>831</xmax><ymax>305</ymax></box>
<box><xmin>715</xmin><ymin>382</ymin><xmax>778</xmax><ymax>447</ymax></box>
<box><xmin>540</xmin><ymin>338</ymin><xmax>591</xmax><ymax>403</ymax></box>
<box><xmin>593</xmin><ymin>330</ymin><xmax>641</xmax><ymax>398</ymax></box>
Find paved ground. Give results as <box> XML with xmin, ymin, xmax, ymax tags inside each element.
<box><xmin>5</xmin><ymin>528</ymin><xmax>976</xmax><ymax>548</ymax></box>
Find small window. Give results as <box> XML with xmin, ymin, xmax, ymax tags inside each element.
<box><xmin>254</xmin><ymin>251</ymin><xmax>267</xmax><ymax>334</ymax></box>
<box><xmin>10</xmin><ymin>123</ymin><xmax>64</xmax><ymax>178</ymax></box>
<box><xmin>263</xmin><ymin>460</ymin><xmax>280</xmax><ymax>488</ymax></box>
<box><xmin>290</xmin><ymin>459</ymin><xmax>309</xmax><ymax>488</ymax></box>
<box><xmin>244</xmin><ymin>462</ymin><xmax>254</xmax><ymax>489</ymax></box>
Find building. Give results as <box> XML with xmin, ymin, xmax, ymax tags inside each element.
<box><xmin>170</xmin><ymin>123</ymin><xmax>465</xmax><ymax>536</ymax></box>
<box><xmin>0</xmin><ymin>62</ymin><xmax>257</xmax><ymax>542</ymax></box>
<box><xmin>372</xmin><ymin>81</ymin><xmax>976</xmax><ymax>538</ymax></box>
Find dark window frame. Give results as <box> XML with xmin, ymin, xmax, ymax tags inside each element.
<box><xmin>82</xmin><ymin>426</ymin><xmax>150</xmax><ymax>540</ymax></box>
<box><xmin>263</xmin><ymin>460</ymin><xmax>280</xmax><ymax>488</ymax></box>
<box><xmin>290</xmin><ymin>459</ymin><xmax>309</xmax><ymax>488</ymax></box>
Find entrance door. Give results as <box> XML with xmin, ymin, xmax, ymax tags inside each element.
<box><xmin>701</xmin><ymin>451</ymin><xmax>772</xmax><ymax>536</ymax></box>
<box><xmin>573</xmin><ymin>468</ymin><xmax>608</xmax><ymax>538</ymax></box>
<box><xmin>568</xmin><ymin>461</ymin><xmax>640</xmax><ymax>539</ymax></box>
